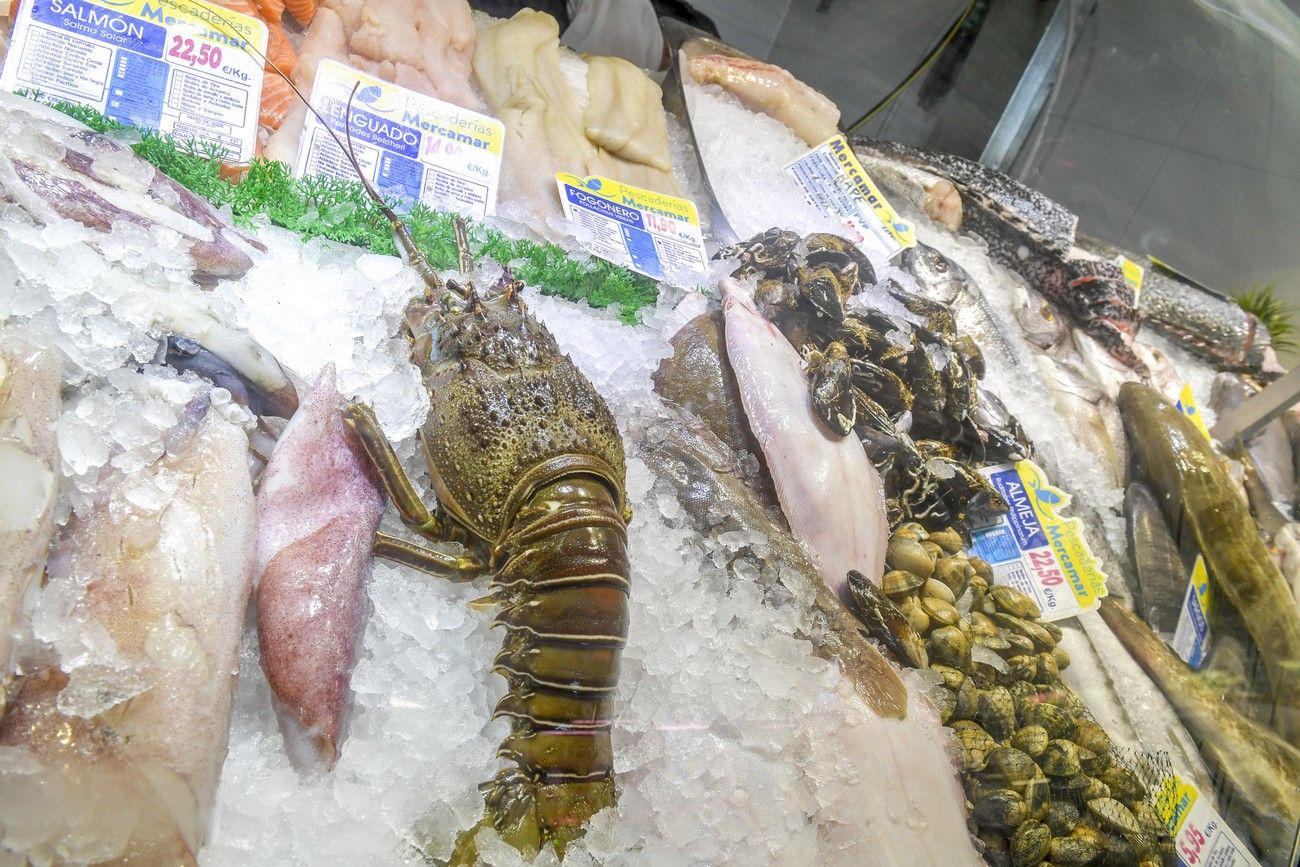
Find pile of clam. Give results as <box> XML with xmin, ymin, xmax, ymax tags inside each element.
<box><xmin>848</xmin><ymin>524</ymin><xmax>1175</xmax><ymax>867</ymax></box>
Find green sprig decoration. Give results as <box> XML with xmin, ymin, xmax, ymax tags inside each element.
<box><xmin>29</xmin><ymin>93</ymin><xmax>662</xmax><ymax>323</ymax></box>
<box><xmin>1234</xmin><ymin>283</ymin><xmax>1297</xmax><ymax>353</ymax></box>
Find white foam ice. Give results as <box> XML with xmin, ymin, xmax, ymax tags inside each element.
<box><xmin>209</xmin><ymin>225</ymin><xmax>430</xmax><ymax>443</ymax></box>
<box><xmin>683</xmin><ymin>82</ymin><xmax>845</xmax><ymax>246</ymax></box>
<box><xmin>0</xmin><ymin>101</ymin><xmax>1230</xmax><ymax>864</ymax></box>
<box><xmin>191</xmin><ymin>235</ymin><xmax>974</xmax><ymax>867</ymax></box>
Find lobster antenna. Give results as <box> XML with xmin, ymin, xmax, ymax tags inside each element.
<box><xmin>453</xmin><ymin>217</ymin><xmax>474</xmax><ymax>274</ymax></box>
<box><xmin>179</xmin><ymin>5</ymin><xmax>457</xmax><ymax>297</ymax></box>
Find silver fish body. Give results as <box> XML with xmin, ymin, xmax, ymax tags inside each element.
<box><xmin>897</xmin><ymin>242</ymin><xmax>1018</xmax><ymax>366</ymax></box>
<box><xmin>1124</xmin><ymin>481</ymin><xmax>1187</xmax><ymax>638</ymax></box>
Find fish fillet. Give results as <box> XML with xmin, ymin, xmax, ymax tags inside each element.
<box><xmin>474</xmin><ymin>10</ymin><xmax>598</xmax><ymax>220</ymax></box>
<box><xmin>688</xmin><ymin>53</ymin><xmax>840</xmax><ymax>147</ymax></box>
<box><xmin>721</xmin><ymin>278</ymin><xmax>888</xmax><ymax>598</ymax></box>
<box><xmin>583</xmin><ymin>54</ymin><xmax>673</xmax><ymax>172</ymax></box>
<box><xmin>474</xmin><ymin>10</ymin><xmax>680</xmax><ymax>223</ymax></box>
<box><xmin>0</xmin><ymin>402</ymin><xmax>256</xmax><ymax>861</ymax></box>
<box><xmin>263</xmin><ymin>0</ymin><xmax>481</xmax><ymax>161</ymax></box>
<box><xmin>0</xmin><ymin>332</ymin><xmax>59</xmax><ymax>682</ymax></box>
<box><xmin>255</xmin><ymin>366</ymin><xmax>384</xmax><ymax>769</ymax></box>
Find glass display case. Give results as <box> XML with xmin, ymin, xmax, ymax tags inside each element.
<box><xmin>0</xmin><ymin>1</ymin><xmax>1297</xmax><ymax>865</ymax></box>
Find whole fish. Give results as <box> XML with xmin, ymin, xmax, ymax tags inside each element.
<box><xmin>721</xmin><ymin>278</ymin><xmax>889</xmax><ymax>598</ymax></box>
<box><xmin>1124</xmin><ymin>481</ymin><xmax>1187</xmax><ymax>637</ymax></box>
<box><xmin>255</xmin><ymin>365</ymin><xmax>384</xmax><ymax>769</ymax></box>
<box><xmin>0</xmin><ymin>332</ymin><xmax>60</xmax><ymax>687</ymax></box>
<box><xmin>1119</xmin><ymin>382</ymin><xmax>1300</xmax><ymax>746</ymax></box>
<box><xmin>852</xmin><ymin>137</ymin><xmax>1145</xmax><ymax>375</ymax></box>
<box><xmin>640</xmin><ymin>405</ymin><xmax>980</xmax><ymax>865</ymax></box>
<box><xmin>0</xmin><ymin>399</ymin><xmax>256</xmax><ymax>862</ymax></box>
<box><xmin>1100</xmin><ymin>599</ymin><xmax>1300</xmax><ymax>864</ymax></box>
<box><xmin>855</xmin><ymin>139</ymin><xmax>1077</xmax><ymax>253</ymax></box>
<box><xmin>897</xmin><ymin>242</ymin><xmax>1018</xmax><ymax>366</ymax></box>
<box><xmin>0</xmin><ymin>94</ymin><xmax>258</xmax><ymax>280</ymax></box>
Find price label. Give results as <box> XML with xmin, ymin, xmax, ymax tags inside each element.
<box><xmin>294</xmin><ymin>59</ymin><xmax>504</xmax><ymax>218</ymax></box>
<box><xmin>556</xmin><ymin>173</ymin><xmax>707</xmax><ymax>285</ymax></box>
<box><xmin>1116</xmin><ymin>253</ymin><xmax>1145</xmax><ymax>303</ymax></box>
<box><xmin>1157</xmin><ymin>775</ymin><xmax>1260</xmax><ymax>867</ymax></box>
<box><xmin>1174</xmin><ymin>383</ymin><xmax>1213</xmax><ymax>442</ymax></box>
<box><xmin>1</xmin><ymin>0</ymin><xmax>267</xmax><ymax>161</ymax></box>
<box><xmin>969</xmin><ymin>460</ymin><xmax>1108</xmax><ymax>621</ymax></box>
<box><xmin>1172</xmin><ymin>554</ymin><xmax>1212</xmax><ymax>668</ymax></box>
<box><xmin>783</xmin><ymin>133</ymin><xmax>915</xmax><ymax>260</ymax></box>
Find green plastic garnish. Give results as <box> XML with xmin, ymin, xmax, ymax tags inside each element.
<box><xmin>30</xmin><ymin>94</ymin><xmax>662</xmax><ymax>324</ymax></box>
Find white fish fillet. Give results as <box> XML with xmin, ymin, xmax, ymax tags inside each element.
<box><xmin>721</xmin><ymin>278</ymin><xmax>888</xmax><ymax>598</ymax></box>
<box><xmin>0</xmin><ymin>332</ymin><xmax>60</xmax><ymax>681</ymax></box>
<box><xmin>474</xmin><ymin>10</ymin><xmax>596</xmax><ymax>222</ymax></box>
<box><xmin>255</xmin><ymin>365</ymin><xmax>384</xmax><ymax>769</ymax></box>
<box><xmin>583</xmin><ymin>54</ymin><xmax>673</xmax><ymax>173</ymax></box>
<box><xmin>688</xmin><ymin>53</ymin><xmax>840</xmax><ymax>148</ymax></box>
<box><xmin>474</xmin><ymin>10</ymin><xmax>680</xmax><ymax>223</ymax></box>
<box><xmin>264</xmin><ymin>0</ymin><xmax>482</xmax><ymax>162</ymax></box>
<box><xmin>816</xmin><ymin>678</ymin><xmax>982</xmax><ymax>865</ymax></box>
<box><xmin>0</xmin><ymin>406</ymin><xmax>255</xmax><ymax>862</ymax></box>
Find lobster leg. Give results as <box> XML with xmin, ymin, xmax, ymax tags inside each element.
<box><xmin>343</xmin><ymin>402</ymin><xmax>445</xmax><ymax>538</ymax></box>
<box><xmin>344</xmin><ymin>403</ymin><xmax>486</xmax><ymax>577</ymax></box>
<box><xmin>373</xmin><ymin>531</ymin><xmax>481</xmax><ymax>579</ymax></box>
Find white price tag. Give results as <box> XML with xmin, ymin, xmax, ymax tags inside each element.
<box><xmin>556</xmin><ymin>173</ymin><xmax>707</xmax><ymax>285</ymax></box>
<box><xmin>969</xmin><ymin>460</ymin><xmax>1108</xmax><ymax>621</ymax></box>
<box><xmin>783</xmin><ymin>133</ymin><xmax>915</xmax><ymax>260</ymax></box>
<box><xmin>1160</xmin><ymin>775</ymin><xmax>1260</xmax><ymax>867</ymax></box>
<box><xmin>293</xmin><ymin>59</ymin><xmax>504</xmax><ymax>219</ymax></box>
<box><xmin>1</xmin><ymin>0</ymin><xmax>267</xmax><ymax>162</ymax></box>
<box><xmin>1172</xmin><ymin>554</ymin><xmax>1212</xmax><ymax>668</ymax></box>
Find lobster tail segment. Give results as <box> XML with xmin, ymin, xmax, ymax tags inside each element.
<box><xmin>450</xmin><ymin>473</ymin><xmax>629</xmax><ymax>862</ymax></box>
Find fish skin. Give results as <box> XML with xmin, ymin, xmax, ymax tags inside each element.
<box><xmin>852</xmin><ymin>138</ymin><xmax>1077</xmax><ymax>253</ymax></box>
<box><xmin>1100</xmin><ymin>599</ymin><xmax>1300</xmax><ymax>864</ymax></box>
<box><xmin>721</xmin><ymin>278</ymin><xmax>889</xmax><ymax>599</ymax></box>
<box><xmin>652</xmin><ymin>310</ymin><xmax>762</xmax><ymax>459</ymax></box>
<box><xmin>1119</xmin><ymin>382</ymin><xmax>1300</xmax><ymax>747</ymax></box>
<box><xmin>639</xmin><ymin>406</ymin><xmax>981</xmax><ymax>866</ymax></box>
<box><xmin>851</xmin><ymin>137</ymin><xmax>1145</xmax><ymax>375</ymax></box>
<box><xmin>255</xmin><ymin>365</ymin><xmax>384</xmax><ymax>769</ymax></box>
<box><xmin>1</xmin><ymin>403</ymin><xmax>255</xmax><ymax>861</ymax></box>
<box><xmin>1124</xmin><ymin>481</ymin><xmax>1187</xmax><ymax>637</ymax></box>
<box><xmin>0</xmin><ymin>332</ymin><xmax>60</xmax><ymax>683</ymax></box>
<box><xmin>1141</xmin><ymin>268</ymin><xmax>1272</xmax><ymax>373</ymax></box>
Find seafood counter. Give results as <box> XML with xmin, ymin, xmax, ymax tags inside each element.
<box><xmin>0</xmin><ymin>4</ymin><xmax>1298</xmax><ymax>867</ymax></box>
